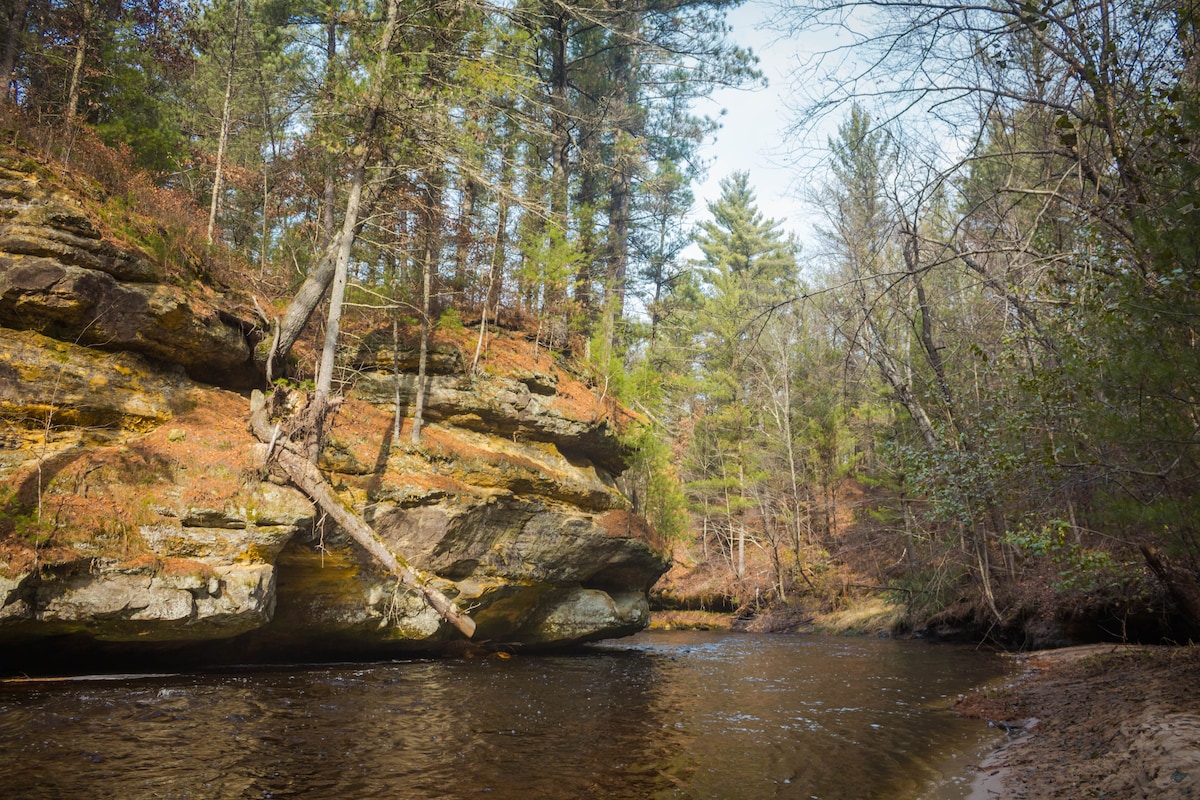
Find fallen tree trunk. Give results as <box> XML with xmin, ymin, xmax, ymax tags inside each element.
<box><xmin>250</xmin><ymin>390</ymin><xmax>476</xmax><ymax>639</ymax></box>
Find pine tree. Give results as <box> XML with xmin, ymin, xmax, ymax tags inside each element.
<box><xmin>696</xmin><ymin>172</ymin><xmax>796</xmax><ymax>289</ymax></box>
<box><xmin>686</xmin><ymin>171</ymin><xmax>798</xmax><ymax>583</ymax></box>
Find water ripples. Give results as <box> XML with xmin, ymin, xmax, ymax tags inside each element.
<box><xmin>0</xmin><ymin>632</ymin><xmax>1006</xmax><ymax>800</ymax></box>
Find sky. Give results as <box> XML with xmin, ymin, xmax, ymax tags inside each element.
<box><xmin>686</xmin><ymin>0</ymin><xmax>832</xmax><ymax>257</ymax></box>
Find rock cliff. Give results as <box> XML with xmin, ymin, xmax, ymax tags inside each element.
<box><xmin>0</xmin><ymin>148</ymin><xmax>668</xmax><ymax>672</ymax></box>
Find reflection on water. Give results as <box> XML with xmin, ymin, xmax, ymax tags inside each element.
<box><xmin>0</xmin><ymin>631</ymin><xmax>1007</xmax><ymax>800</ymax></box>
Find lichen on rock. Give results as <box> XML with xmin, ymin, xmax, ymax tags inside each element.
<box><xmin>0</xmin><ymin>148</ymin><xmax>668</xmax><ymax>670</ymax></box>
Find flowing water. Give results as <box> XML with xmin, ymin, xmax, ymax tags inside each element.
<box><xmin>0</xmin><ymin>630</ymin><xmax>1009</xmax><ymax>800</ymax></box>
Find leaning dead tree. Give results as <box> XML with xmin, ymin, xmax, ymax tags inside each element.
<box><xmin>249</xmin><ymin>0</ymin><xmax>475</xmax><ymax>638</ymax></box>
<box><xmin>249</xmin><ymin>391</ymin><xmax>476</xmax><ymax>638</ymax></box>
<box><xmin>262</xmin><ymin>172</ymin><xmax>391</xmax><ymax>386</ymax></box>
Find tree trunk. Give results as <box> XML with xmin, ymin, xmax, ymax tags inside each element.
<box><xmin>312</xmin><ymin>161</ymin><xmax>367</xmax><ymax>402</ymax></box>
<box><xmin>737</xmin><ymin>521</ymin><xmax>746</xmax><ymax>580</ymax></box>
<box><xmin>604</xmin><ymin>169</ymin><xmax>630</xmax><ymax>347</ymax></box>
<box><xmin>412</xmin><ymin>235</ymin><xmax>432</xmax><ymax>443</ymax></box>
<box><xmin>737</xmin><ymin>462</ymin><xmax>747</xmax><ymax>580</ymax></box>
<box><xmin>548</xmin><ymin>9</ymin><xmax>569</xmax><ymax>228</ymax></box>
<box><xmin>471</xmin><ymin>191</ymin><xmax>507</xmax><ymax>374</ymax></box>
<box><xmin>543</xmin><ymin>5</ymin><xmax>569</xmax><ymax>317</ymax></box>
<box><xmin>265</xmin><ymin>159</ymin><xmax>392</xmax><ymax>384</ymax></box>
<box><xmin>306</xmin><ymin>0</ymin><xmax>401</xmax><ymax>451</ymax></box>
<box><xmin>864</xmin><ymin>311</ymin><xmax>941</xmax><ymax>452</ymax></box>
<box><xmin>320</xmin><ymin>7</ymin><xmax>338</xmax><ymax>247</ymax></box>
<box><xmin>255</xmin><ymin>63</ymin><xmax>282</xmax><ymax>276</ymax></box>
<box><xmin>207</xmin><ymin>0</ymin><xmax>244</xmax><ymax>245</ymax></box>
<box><xmin>574</xmin><ymin>166</ymin><xmax>597</xmax><ymax>314</ymax></box>
<box><xmin>603</xmin><ymin>1</ymin><xmax>639</xmax><ymax>352</ymax></box>
<box><xmin>904</xmin><ymin>227</ymin><xmax>960</xmax><ymax>435</ymax></box>
<box><xmin>453</xmin><ymin>178</ymin><xmax>476</xmax><ymax>293</ymax></box>
<box><xmin>1</xmin><ymin>0</ymin><xmax>29</xmax><ymax>102</ymax></box>
<box><xmin>411</xmin><ymin>170</ymin><xmax>443</xmax><ymax>444</ymax></box>
<box><xmin>64</xmin><ymin>4</ymin><xmax>91</xmax><ymax>132</ymax></box>
<box><xmin>389</xmin><ymin>238</ymin><xmax>405</xmax><ymax>440</ymax></box>
<box><xmin>249</xmin><ymin>391</ymin><xmax>475</xmax><ymax>638</ymax></box>
<box><xmin>1141</xmin><ymin>545</ymin><xmax>1200</xmax><ymax>632</ymax></box>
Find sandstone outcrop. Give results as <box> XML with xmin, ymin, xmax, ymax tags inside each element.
<box><xmin>0</xmin><ymin>152</ymin><xmax>261</xmax><ymax>388</ymax></box>
<box><xmin>0</xmin><ymin>147</ymin><xmax>668</xmax><ymax>671</ymax></box>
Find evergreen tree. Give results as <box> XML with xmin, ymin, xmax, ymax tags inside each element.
<box><xmin>684</xmin><ymin>171</ymin><xmax>797</xmax><ymax>583</ymax></box>
<box><xmin>695</xmin><ymin>171</ymin><xmax>795</xmax><ymax>288</ymax></box>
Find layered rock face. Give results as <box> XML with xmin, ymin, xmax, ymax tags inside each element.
<box><xmin>0</xmin><ymin>149</ymin><xmax>668</xmax><ymax>671</ymax></box>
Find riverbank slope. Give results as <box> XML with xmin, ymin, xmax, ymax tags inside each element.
<box><xmin>958</xmin><ymin>644</ymin><xmax>1200</xmax><ymax>799</ymax></box>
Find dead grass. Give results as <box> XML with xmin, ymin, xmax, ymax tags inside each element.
<box><xmin>650</xmin><ymin>610</ymin><xmax>734</xmax><ymax>630</ymax></box>
<box><xmin>808</xmin><ymin>596</ymin><xmax>905</xmax><ymax>636</ymax></box>
<box><xmin>598</xmin><ymin>509</ymin><xmax>666</xmax><ymax>551</ymax></box>
<box><xmin>0</xmin><ymin>387</ymin><xmax>261</xmax><ymax>575</ymax></box>
<box><xmin>0</xmin><ymin>109</ymin><xmax>255</xmax><ymax>294</ymax></box>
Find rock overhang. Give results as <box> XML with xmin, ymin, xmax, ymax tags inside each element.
<box><xmin>0</xmin><ymin>148</ymin><xmax>668</xmax><ymax>672</ymax></box>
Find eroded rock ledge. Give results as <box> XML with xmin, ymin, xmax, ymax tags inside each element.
<box><xmin>0</xmin><ymin>148</ymin><xmax>668</xmax><ymax>673</ymax></box>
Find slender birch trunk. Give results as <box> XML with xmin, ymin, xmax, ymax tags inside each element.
<box><xmin>412</xmin><ymin>239</ymin><xmax>432</xmax><ymax>443</ymax></box>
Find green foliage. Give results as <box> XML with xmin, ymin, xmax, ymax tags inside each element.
<box><xmin>1003</xmin><ymin>520</ymin><xmax>1124</xmax><ymax>593</ymax></box>
<box><xmin>695</xmin><ymin>171</ymin><xmax>798</xmax><ymax>290</ymax></box>
<box><xmin>516</xmin><ymin>227</ymin><xmax>580</xmax><ymax>311</ymax></box>
<box><xmin>621</xmin><ymin>421</ymin><xmax>689</xmax><ymax>542</ymax></box>
<box><xmin>0</xmin><ymin>488</ymin><xmax>52</xmax><ymax>549</ymax></box>
<box><xmin>586</xmin><ymin>326</ymin><xmax>627</xmax><ymax>395</ymax></box>
<box><xmin>15</xmin><ymin>514</ymin><xmax>52</xmax><ymax>549</ymax></box>
<box><xmin>437</xmin><ymin>307</ymin><xmax>465</xmax><ymax>332</ymax></box>
<box><xmin>273</xmin><ymin>376</ymin><xmax>315</xmax><ymax>392</ymax></box>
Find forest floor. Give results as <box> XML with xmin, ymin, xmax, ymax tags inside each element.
<box><xmin>956</xmin><ymin>644</ymin><xmax>1200</xmax><ymax>799</ymax></box>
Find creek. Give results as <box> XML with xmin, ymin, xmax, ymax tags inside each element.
<box><xmin>0</xmin><ymin>630</ymin><xmax>1009</xmax><ymax>799</ymax></box>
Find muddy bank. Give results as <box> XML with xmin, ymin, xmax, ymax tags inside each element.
<box><xmin>957</xmin><ymin>644</ymin><xmax>1200</xmax><ymax>799</ymax></box>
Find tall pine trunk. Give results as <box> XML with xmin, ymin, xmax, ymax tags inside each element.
<box><xmin>207</xmin><ymin>0</ymin><xmax>244</xmax><ymax>245</ymax></box>
<box><xmin>603</xmin><ymin>2</ymin><xmax>640</xmax><ymax>353</ymax></box>
<box><xmin>313</xmin><ymin>0</ymin><xmax>400</xmax><ymax>402</ymax></box>
<box><xmin>64</xmin><ymin>3</ymin><xmax>92</xmax><ymax>133</ymax></box>
<box><xmin>1</xmin><ymin>0</ymin><xmax>29</xmax><ymax>102</ymax></box>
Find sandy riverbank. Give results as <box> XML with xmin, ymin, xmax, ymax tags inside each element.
<box><xmin>957</xmin><ymin>644</ymin><xmax>1200</xmax><ymax>799</ymax></box>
